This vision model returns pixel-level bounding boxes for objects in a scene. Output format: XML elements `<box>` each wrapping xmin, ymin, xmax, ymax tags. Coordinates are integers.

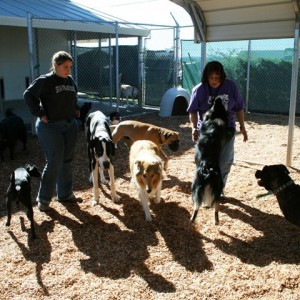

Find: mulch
<box><xmin>0</xmin><ymin>112</ymin><xmax>299</xmax><ymax>299</ymax></box>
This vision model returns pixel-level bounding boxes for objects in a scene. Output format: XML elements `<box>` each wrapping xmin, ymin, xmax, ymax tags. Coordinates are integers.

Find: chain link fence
<box><xmin>28</xmin><ymin>17</ymin><xmax>176</xmax><ymax>109</ymax></box>
<box><xmin>27</xmin><ymin>18</ymin><xmax>297</xmax><ymax>115</ymax></box>
<box><xmin>181</xmin><ymin>38</ymin><xmax>296</xmax><ymax>115</ymax></box>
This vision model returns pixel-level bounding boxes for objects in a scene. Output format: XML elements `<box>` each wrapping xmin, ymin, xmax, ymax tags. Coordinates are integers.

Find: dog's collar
<box><xmin>274</xmin><ymin>180</ymin><xmax>294</xmax><ymax>195</ymax></box>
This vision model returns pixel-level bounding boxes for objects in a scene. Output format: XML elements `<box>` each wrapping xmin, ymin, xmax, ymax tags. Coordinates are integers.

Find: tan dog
<box><xmin>130</xmin><ymin>140</ymin><xmax>163</xmax><ymax>221</ymax></box>
<box><xmin>112</xmin><ymin>120</ymin><xmax>180</xmax><ymax>171</ymax></box>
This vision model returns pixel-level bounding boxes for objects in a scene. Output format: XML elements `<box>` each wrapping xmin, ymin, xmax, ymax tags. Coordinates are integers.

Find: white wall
<box><xmin>0</xmin><ymin>26</ymin><xmax>71</xmax><ymax>101</ymax></box>
<box><xmin>0</xmin><ymin>26</ymin><xmax>29</xmax><ymax>100</ymax></box>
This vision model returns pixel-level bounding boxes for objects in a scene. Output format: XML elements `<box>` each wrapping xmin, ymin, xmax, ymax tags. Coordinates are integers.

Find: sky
<box><xmin>71</xmin><ymin>0</ymin><xmax>293</xmax><ymax>51</ymax></box>
<box><xmin>72</xmin><ymin>0</ymin><xmax>193</xmax><ymax>26</ymax></box>
<box><xmin>71</xmin><ymin>0</ymin><xmax>194</xmax><ymax>50</ymax></box>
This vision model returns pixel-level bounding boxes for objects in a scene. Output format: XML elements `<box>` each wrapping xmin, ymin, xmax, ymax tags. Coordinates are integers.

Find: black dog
<box><xmin>108</xmin><ymin>111</ymin><xmax>122</xmax><ymax>149</ymax></box>
<box><xmin>109</xmin><ymin>111</ymin><xmax>121</xmax><ymax>126</ymax></box>
<box><xmin>86</xmin><ymin>110</ymin><xmax>120</xmax><ymax>206</ymax></box>
<box><xmin>190</xmin><ymin>97</ymin><xmax>229</xmax><ymax>224</ymax></box>
<box><xmin>6</xmin><ymin>164</ymin><xmax>41</xmax><ymax>239</ymax></box>
<box><xmin>0</xmin><ymin>108</ymin><xmax>27</xmax><ymax>161</ymax></box>
<box><xmin>76</xmin><ymin>101</ymin><xmax>92</xmax><ymax>130</ymax></box>
<box><xmin>255</xmin><ymin>164</ymin><xmax>300</xmax><ymax>226</ymax></box>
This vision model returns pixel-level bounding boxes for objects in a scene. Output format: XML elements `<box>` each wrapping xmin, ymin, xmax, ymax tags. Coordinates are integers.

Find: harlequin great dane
<box><xmin>86</xmin><ymin>111</ymin><xmax>120</xmax><ymax>206</ymax></box>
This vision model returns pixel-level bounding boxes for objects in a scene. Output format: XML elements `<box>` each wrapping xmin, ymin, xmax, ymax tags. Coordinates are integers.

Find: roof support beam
<box><xmin>170</xmin><ymin>0</ymin><xmax>206</xmax><ymax>42</ymax></box>
<box><xmin>286</xmin><ymin>0</ymin><xmax>300</xmax><ymax>166</ymax></box>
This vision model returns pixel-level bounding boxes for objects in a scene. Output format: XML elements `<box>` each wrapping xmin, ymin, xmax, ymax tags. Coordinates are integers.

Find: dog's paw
<box><xmin>100</xmin><ymin>179</ymin><xmax>109</xmax><ymax>185</ymax></box>
<box><xmin>154</xmin><ymin>197</ymin><xmax>161</xmax><ymax>204</ymax></box>
<box><xmin>145</xmin><ymin>214</ymin><xmax>153</xmax><ymax>222</ymax></box>
<box><xmin>111</xmin><ymin>193</ymin><xmax>120</xmax><ymax>203</ymax></box>
<box><xmin>92</xmin><ymin>199</ymin><xmax>99</xmax><ymax>206</ymax></box>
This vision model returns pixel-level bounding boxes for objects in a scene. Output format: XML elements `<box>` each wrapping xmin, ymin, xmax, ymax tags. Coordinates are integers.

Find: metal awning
<box><xmin>0</xmin><ymin>0</ymin><xmax>150</xmax><ymax>37</ymax></box>
<box><xmin>170</xmin><ymin>0</ymin><xmax>299</xmax><ymax>42</ymax></box>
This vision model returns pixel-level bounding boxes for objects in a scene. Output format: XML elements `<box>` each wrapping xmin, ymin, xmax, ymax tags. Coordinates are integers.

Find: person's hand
<box><xmin>240</xmin><ymin>126</ymin><xmax>248</xmax><ymax>142</ymax></box>
<box><xmin>41</xmin><ymin>115</ymin><xmax>48</xmax><ymax>123</ymax></box>
<box><xmin>192</xmin><ymin>128</ymin><xmax>198</xmax><ymax>143</ymax></box>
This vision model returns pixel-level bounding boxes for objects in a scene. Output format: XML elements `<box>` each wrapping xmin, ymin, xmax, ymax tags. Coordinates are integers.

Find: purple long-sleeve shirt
<box><xmin>187</xmin><ymin>79</ymin><xmax>244</xmax><ymax>129</ymax></box>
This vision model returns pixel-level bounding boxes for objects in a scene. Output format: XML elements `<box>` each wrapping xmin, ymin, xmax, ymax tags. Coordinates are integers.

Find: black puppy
<box><xmin>6</xmin><ymin>164</ymin><xmax>41</xmax><ymax>239</ymax></box>
<box><xmin>255</xmin><ymin>164</ymin><xmax>300</xmax><ymax>226</ymax></box>
<box><xmin>0</xmin><ymin>108</ymin><xmax>27</xmax><ymax>161</ymax></box>
<box><xmin>190</xmin><ymin>97</ymin><xmax>228</xmax><ymax>225</ymax></box>
<box><xmin>76</xmin><ymin>101</ymin><xmax>92</xmax><ymax>130</ymax></box>
<box><xmin>108</xmin><ymin>111</ymin><xmax>122</xmax><ymax>149</ymax></box>
<box><xmin>109</xmin><ymin>111</ymin><xmax>122</xmax><ymax>126</ymax></box>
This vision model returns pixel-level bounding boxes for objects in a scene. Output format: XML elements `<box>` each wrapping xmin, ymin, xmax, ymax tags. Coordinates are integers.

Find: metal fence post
<box><xmin>26</xmin><ymin>13</ymin><xmax>35</xmax><ymax>83</ymax></box>
<box><xmin>286</xmin><ymin>17</ymin><xmax>299</xmax><ymax>166</ymax></box>
<box><xmin>26</xmin><ymin>13</ymin><xmax>37</xmax><ymax>135</ymax></box>
<box><xmin>245</xmin><ymin>40</ymin><xmax>251</xmax><ymax>113</ymax></box>
<box><xmin>115</xmin><ymin>22</ymin><xmax>120</xmax><ymax>111</ymax></box>
<box><xmin>138</xmin><ymin>36</ymin><xmax>144</xmax><ymax>106</ymax></box>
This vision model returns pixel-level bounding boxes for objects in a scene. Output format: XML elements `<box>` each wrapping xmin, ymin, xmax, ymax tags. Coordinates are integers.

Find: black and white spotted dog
<box><xmin>190</xmin><ymin>97</ymin><xmax>229</xmax><ymax>225</ymax></box>
<box><xmin>86</xmin><ymin>111</ymin><xmax>120</xmax><ymax>206</ymax></box>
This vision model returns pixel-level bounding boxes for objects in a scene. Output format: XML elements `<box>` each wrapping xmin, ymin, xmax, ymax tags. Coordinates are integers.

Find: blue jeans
<box><xmin>36</xmin><ymin>118</ymin><xmax>78</xmax><ymax>205</ymax></box>
<box><xmin>219</xmin><ymin>133</ymin><xmax>235</xmax><ymax>187</ymax></box>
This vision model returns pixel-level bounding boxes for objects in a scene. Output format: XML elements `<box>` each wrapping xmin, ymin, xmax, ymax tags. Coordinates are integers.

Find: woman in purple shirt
<box><xmin>187</xmin><ymin>61</ymin><xmax>248</xmax><ymax>187</ymax></box>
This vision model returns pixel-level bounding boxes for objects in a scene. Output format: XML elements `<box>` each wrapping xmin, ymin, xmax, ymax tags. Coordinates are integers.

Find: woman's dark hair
<box><xmin>50</xmin><ymin>51</ymin><xmax>73</xmax><ymax>71</ymax></box>
<box><xmin>201</xmin><ymin>61</ymin><xmax>226</xmax><ymax>84</ymax></box>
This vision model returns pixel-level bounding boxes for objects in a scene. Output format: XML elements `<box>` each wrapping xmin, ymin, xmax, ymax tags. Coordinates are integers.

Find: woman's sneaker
<box><xmin>38</xmin><ymin>202</ymin><xmax>50</xmax><ymax>212</ymax></box>
<box><xmin>58</xmin><ymin>194</ymin><xmax>83</xmax><ymax>203</ymax></box>
<box><xmin>36</xmin><ymin>197</ymin><xmax>50</xmax><ymax>212</ymax></box>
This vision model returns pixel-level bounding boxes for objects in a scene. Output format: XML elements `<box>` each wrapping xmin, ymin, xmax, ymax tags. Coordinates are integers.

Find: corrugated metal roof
<box><xmin>170</xmin><ymin>0</ymin><xmax>299</xmax><ymax>42</ymax></box>
<box><xmin>0</xmin><ymin>0</ymin><xmax>150</xmax><ymax>37</ymax></box>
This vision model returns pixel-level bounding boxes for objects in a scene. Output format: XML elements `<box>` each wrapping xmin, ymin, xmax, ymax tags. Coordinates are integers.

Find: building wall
<box><xmin>0</xmin><ymin>26</ymin><xmax>70</xmax><ymax>101</ymax></box>
<box><xmin>0</xmin><ymin>26</ymin><xmax>28</xmax><ymax>100</ymax></box>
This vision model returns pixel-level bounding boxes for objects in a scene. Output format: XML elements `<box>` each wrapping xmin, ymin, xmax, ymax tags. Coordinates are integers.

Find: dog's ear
<box><xmin>164</xmin><ymin>132</ymin><xmax>172</xmax><ymax>140</ymax></box>
<box><xmin>134</xmin><ymin>160</ymin><xmax>143</xmax><ymax>175</ymax></box>
<box><xmin>153</xmin><ymin>161</ymin><xmax>163</xmax><ymax>173</ymax></box>
<box><xmin>27</xmin><ymin>165</ymin><xmax>34</xmax><ymax>173</ymax></box>
<box><xmin>255</xmin><ymin>170</ymin><xmax>262</xmax><ymax>178</ymax></box>
<box><xmin>109</xmin><ymin>141</ymin><xmax>115</xmax><ymax>156</ymax></box>
<box><xmin>279</xmin><ymin>164</ymin><xmax>290</xmax><ymax>174</ymax></box>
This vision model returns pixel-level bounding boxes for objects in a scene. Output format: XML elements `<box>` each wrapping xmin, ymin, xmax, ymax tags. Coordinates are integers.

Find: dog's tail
<box><xmin>190</xmin><ymin>201</ymin><xmax>200</xmax><ymax>223</ymax></box>
<box><xmin>190</xmin><ymin>168</ymin><xmax>223</xmax><ymax>222</ymax></box>
<box><xmin>9</xmin><ymin>171</ymin><xmax>20</xmax><ymax>192</ymax></box>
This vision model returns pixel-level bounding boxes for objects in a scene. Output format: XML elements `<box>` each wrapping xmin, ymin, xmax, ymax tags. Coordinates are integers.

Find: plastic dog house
<box><xmin>159</xmin><ymin>87</ymin><xmax>190</xmax><ymax>117</ymax></box>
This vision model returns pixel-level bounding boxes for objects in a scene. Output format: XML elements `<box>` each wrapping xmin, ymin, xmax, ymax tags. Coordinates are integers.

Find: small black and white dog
<box><xmin>6</xmin><ymin>164</ymin><xmax>41</xmax><ymax>239</ymax></box>
<box><xmin>0</xmin><ymin>108</ymin><xmax>27</xmax><ymax>161</ymax></box>
<box><xmin>255</xmin><ymin>164</ymin><xmax>300</xmax><ymax>226</ymax></box>
<box><xmin>190</xmin><ymin>97</ymin><xmax>228</xmax><ymax>225</ymax></box>
<box><xmin>76</xmin><ymin>101</ymin><xmax>92</xmax><ymax>130</ymax></box>
<box><xmin>86</xmin><ymin>110</ymin><xmax>120</xmax><ymax>205</ymax></box>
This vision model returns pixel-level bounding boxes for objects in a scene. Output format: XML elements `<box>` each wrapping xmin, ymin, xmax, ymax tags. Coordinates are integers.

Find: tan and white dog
<box><xmin>112</xmin><ymin>120</ymin><xmax>180</xmax><ymax>171</ymax></box>
<box><xmin>130</xmin><ymin>140</ymin><xmax>163</xmax><ymax>221</ymax></box>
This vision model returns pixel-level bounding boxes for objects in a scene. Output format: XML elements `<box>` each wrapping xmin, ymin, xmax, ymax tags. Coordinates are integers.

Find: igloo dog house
<box><xmin>159</xmin><ymin>87</ymin><xmax>190</xmax><ymax>117</ymax></box>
